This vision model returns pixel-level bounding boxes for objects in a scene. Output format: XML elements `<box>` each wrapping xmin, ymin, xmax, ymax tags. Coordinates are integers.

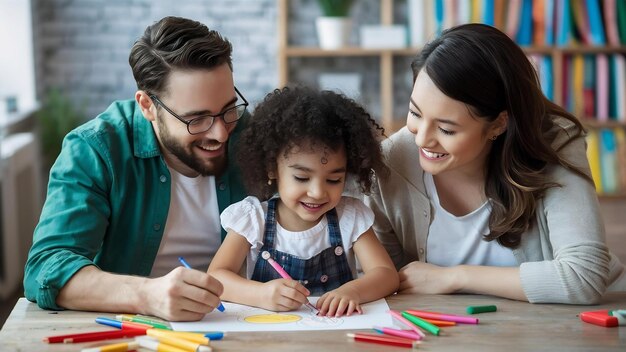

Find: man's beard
<box><xmin>157</xmin><ymin>118</ymin><xmax>228</xmax><ymax>176</ymax></box>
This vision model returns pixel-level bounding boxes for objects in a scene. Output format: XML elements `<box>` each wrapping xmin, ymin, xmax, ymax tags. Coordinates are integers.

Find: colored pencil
<box><xmin>405</xmin><ymin>309</ymin><xmax>479</xmax><ymax>324</ymax></box>
<box><xmin>421</xmin><ymin>317</ymin><xmax>457</xmax><ymax>326</ymax></box>
<box><xmin>347</xmin><ymin>332</ymin><xmax>419</xmax><ymax>349</ymax></box>
<box><xmin>178</xmin><ymin>256</ymin><xmax>225</xmax><ymax>312</ymax></box>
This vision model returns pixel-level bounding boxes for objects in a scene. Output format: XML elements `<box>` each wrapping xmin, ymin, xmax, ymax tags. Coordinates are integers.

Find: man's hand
<box><xmin>141</xmin><ymin>266</ymin><xmax>224</xmax><ymax>321</ymax></box>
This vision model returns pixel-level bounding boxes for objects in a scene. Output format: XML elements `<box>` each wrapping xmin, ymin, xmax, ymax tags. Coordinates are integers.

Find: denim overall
<box><xmin>251</xmin><ymin>198</ymin><xmax>354</xmax><ymax>295</ymax></box>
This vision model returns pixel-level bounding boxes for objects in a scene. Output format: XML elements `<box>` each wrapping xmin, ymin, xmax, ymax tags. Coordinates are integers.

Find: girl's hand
<box><xmin>260</xmin><ymin>279</ymin><xmax>310</xmax><ymax>311</ymax></box>
<box><xmin>398</xmin><ymin>261</ymin><xmax>459</xmax><ymax>294</ymax></box>
<box><xmin>316</xmin><ymin>286</ymin><xmax>363</xmax><ymax>317</ymax></box>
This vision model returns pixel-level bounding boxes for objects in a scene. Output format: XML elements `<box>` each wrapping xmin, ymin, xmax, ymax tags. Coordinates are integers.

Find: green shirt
<box><xmin>23</xmin><ymin>100</ymin><xmax>247</xmax><ymax>310</ymax></box>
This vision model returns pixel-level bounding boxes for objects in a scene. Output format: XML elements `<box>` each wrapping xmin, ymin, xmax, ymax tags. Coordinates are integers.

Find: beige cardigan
<box><xmin>365</xmin><ymin>121</ymin><xmax>624</xmax><ymax>304</ymax></box>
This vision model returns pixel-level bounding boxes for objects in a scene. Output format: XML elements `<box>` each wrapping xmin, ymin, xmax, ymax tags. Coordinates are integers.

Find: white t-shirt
<box><xmin>424</xmin><ymin>173</ymin><xmax>517</xmax><ymax>267</ymax></box>
<box><xmin>149</xmin><ymin>167</ymin><xmax>222</xmax><ymax>277</ymax></box>
<box><xmin>220</xmin><ymin>196</ymin><xmax>374</xmax><ymax>278</ymax></box>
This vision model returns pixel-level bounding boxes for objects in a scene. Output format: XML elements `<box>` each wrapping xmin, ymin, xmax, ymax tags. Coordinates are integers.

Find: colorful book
<box><xmin>582</xmin><ymin>55</ymin><xmax>596</xmax><ymax>118</ymax></box>
<box><xmin>571</xmin><ymin>0</ymin><xmax>592</xmax><ymax>44</ymax></box>
<box><xmin>586</xmin><ymin>129</ymin><xmax>603</xmax><ymax>193</ymax></box>
<box><xmin>618</xmin><ymin>0</ymin><xmax>626</xmax><ymax>44</ymax></box>
<box><xmin>556</xmin><ymin>0</ymin><xmax>574</xmax><ymax>46</ymax></box>
<box><xmin>572</xmin><ymin>55</ymin><xmax>585</xmax><ymax>117</ymax></box>
<box><xmin>603</xmin><ymin>0</ymin><xmax>621</xmax><ymax>46</ymax></box>
<box><xmin>614</xmin><ymin>54</ymin><xmax>626</xmax><ymax>122</ymax></box>
<box><xmin>505</xmin><ymin>0</ymin><xmax>521</xmax><ymax>40</ymax></box>
<box><xmin>516</xmin><ymin>0</ymin><xmax>533</xmax><ymax>46</ymax></box>
<box><xmin>596</xmin><ymin>54</ymin><xmax>609</xmax><ymax>121</ymax></box>
<box><xmin>614</xmin><ymin>128</ymin><xmax>626</xmax><ymax>191</ymax></box>
<box><xmin>599</xmin><ymin>129</ymin><xmax>619</xmax><ymax>193</ymax></box>
<box><xmin>408</xmin><ymin>0</ymin><xmax>427</xmax><ymax>47</ymax></box>
<box><xmin>483</xmin><ymin>0</ymin><xmax>495</xmax><ymax>26</ymax></box>
<box><xmin>585</xmin><ymin>0</ymin><xmax>607</xmax><ymax>45</ymax></box>
<box><xmin>544</xmin><ymin>0</ymin><xmax>556</xmax><ymax>45</ymax></box>
<box><xmin>608</xmin><ymin>55</ymin><xmax>618</xmax><ymax>119</ymax></box>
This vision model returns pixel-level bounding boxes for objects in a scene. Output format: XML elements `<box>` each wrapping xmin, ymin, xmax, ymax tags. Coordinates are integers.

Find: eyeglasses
<box><xmin>150</xmin><ymin>87</ymin><xmax>248</xmax><ymax>135</ymax></box>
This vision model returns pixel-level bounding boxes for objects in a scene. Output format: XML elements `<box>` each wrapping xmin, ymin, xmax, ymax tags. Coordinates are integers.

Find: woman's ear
<box><xmin>490</xmin><ymin>110</ymin><xmax>508</xmax><ymax>138</ymax></box>
<box><xmin>136</xmin><ymin>91</ymin><xmax>157</xmax><ymax>122</ymax></box>
<box><xmin>495</xmin><ymin>110</ymin><xmax>508</xmax><ymax>135</ymax></box>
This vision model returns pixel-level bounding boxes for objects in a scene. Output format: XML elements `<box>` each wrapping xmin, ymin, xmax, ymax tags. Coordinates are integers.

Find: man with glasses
<box><xmin>24</xmin><ymin>17</ymin><xmax>248</xmax><ymax>321</ymax></box>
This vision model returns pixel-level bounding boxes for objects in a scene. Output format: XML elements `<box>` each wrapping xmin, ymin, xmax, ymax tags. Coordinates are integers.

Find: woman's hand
<box><xmin>398</xmin><ymin>261</ymin><xmax>459</xmax><ymax>294</ymax></box>
<box><xmin>316</xmin><ymin>286</ymin><xmax>363</xmax><ymax>317</ymax></box>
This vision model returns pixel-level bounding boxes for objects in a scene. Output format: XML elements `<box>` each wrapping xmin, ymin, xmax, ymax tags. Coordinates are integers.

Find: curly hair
<box><xmin>129</xmin><ymin>16</ymin><xmax>232</xmax><ymax>96</ymax></box>
<box><xmin>237</xmin><ymin>86</ymin><xmax>387</xmax><ymax>200</ymax></box>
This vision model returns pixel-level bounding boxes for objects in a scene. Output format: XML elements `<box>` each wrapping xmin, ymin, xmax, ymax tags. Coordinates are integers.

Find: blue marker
<box><xmin>203</xmin><ymin>331</ymin><xmax>225</xmax><ymax>340</ymax></box>
<box><xmin>178</xmin><ymin>256</ymin><xmax>225</xmax><ymax>312</ymax></box>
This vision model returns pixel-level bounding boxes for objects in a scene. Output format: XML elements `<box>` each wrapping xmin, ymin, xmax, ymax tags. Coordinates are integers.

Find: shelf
<box><xmin>284</xmin><ymin>46</ymin><xmax>417</xmax><ymax>57</ymax></box>
<box><xmin>582</xmin><ymin>120</ymin><xmax>626</xmax><ymax>129</ymax></box>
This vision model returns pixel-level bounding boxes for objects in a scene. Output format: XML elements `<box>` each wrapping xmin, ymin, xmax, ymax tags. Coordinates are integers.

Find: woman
<box><xmin>365</xmin><ymin>23</ymin><xmax>625</xmax><ymax>304</ymax></box>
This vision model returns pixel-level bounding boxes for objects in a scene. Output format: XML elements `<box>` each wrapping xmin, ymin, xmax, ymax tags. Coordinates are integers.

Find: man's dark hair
<box><xmin>129</xmin><ymin>16</ymin><xmax>232</xmax><ymax>95</ymax></box>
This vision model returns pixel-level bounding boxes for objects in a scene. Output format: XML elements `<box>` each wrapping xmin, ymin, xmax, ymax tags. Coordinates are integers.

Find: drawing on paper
<box><xmin>243</xmin><ymin>314</ymin><xmax>302</xmax><ymax>324</ymax></box>
<box><xmin>170</xmin><ymin>297</ymin><xmax>391</xmax><ymax>332</ymax></box>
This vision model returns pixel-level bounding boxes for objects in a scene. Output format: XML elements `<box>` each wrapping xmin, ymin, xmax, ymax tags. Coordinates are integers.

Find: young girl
<box><xmin>208</xmin><ymin>87</ymin><xmax>399</xmax><ymax>317</ymax></box>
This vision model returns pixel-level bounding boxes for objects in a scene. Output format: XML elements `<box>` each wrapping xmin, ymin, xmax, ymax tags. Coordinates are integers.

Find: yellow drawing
<box><xmin>244</xmin><ymin>314</ymin><xmax>302</xmax><ymax>324</ymax></box>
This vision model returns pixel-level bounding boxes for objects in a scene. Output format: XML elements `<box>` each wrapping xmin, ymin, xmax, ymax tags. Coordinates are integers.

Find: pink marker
<box><xmin>261</xmin><ymin>251</ymin><xmax>318</xmax><ymax>313</ymax></box>
<box><xmin>373</xmin><ymin>326</ymin><xmax>422</xmax><ymax>341</ymax></box>
<box><xmin>388</xmin><ymin>310</ymin><xmax>426</xmax><ymax>338</ymax></box>
<box><xmin>405</xmin><ymin>309</ymin><xmax>479</xmax><ymax>324</ymax></box>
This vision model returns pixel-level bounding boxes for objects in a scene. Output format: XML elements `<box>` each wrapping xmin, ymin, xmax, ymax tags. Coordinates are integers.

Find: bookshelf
<box><xmin>277</xmin><ymin>0</ymin><xmax>626</xmax><ymax>197</ymax></box>
<box><xmin>278</xmin><ymin>0</ymin><xmax>407</xmax><ymax>133</ymax></box>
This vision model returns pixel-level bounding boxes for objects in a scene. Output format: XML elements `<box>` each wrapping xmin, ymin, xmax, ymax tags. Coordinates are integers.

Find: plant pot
<box><xmin>315</xmin><ymin>16</ymin><xmax>351</xmax><ymax>49</ymax></box>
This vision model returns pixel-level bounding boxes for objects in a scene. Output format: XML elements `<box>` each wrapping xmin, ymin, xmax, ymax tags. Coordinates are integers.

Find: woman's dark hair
<box><xmin>129</xmin><ymin>16</ymin><xmax>232</xmax><ymax>95</ymax></box>
<box><xmin>237</xmin><ymin>86</ymin><xmax>387</xmax><ymax>200</ymax></box>
<box><xmin>411</xmin><ymin>23</ymin><xmax>592</xmax><ymax>248</ymax></box>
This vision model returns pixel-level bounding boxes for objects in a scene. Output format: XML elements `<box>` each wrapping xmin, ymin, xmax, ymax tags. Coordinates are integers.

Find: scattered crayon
<box><xmin>466</xmin><ymin>305</ymin><xmax>497</xmax><ymax>314</ymax></box>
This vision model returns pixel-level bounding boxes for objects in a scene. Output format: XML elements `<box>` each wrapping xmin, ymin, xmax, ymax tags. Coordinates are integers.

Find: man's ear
<box><xmin>136</xmin><ymin>91</ymin><xmax>157</xmax><ymax>122</ymax></box>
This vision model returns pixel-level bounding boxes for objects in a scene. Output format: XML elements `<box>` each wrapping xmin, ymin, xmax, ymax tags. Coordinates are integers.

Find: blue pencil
<box><xmin>178</xmin><ymin>256</ymin><xmax>225</xmax><ymax>312</ymax></box>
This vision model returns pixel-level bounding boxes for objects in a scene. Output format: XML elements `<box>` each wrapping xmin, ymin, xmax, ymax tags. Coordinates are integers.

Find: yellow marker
<box><xmin>147</xmin><ymin>329</ymin><xmax>211</xmax><ymax>352</ymax></box>
<box><xmin>136</xmin><ymin>336</ymin><xmax>188</xmax><ymax>352</ymax></box>
<box><xmin>81</xmin><ymin>341</ymin><xmax>139</xmax><ymax>352</ymax></box>
<box><xmin>154</xmin><ymin>331</ymin><xmax>210</xmax><ymax>345</ymax></box>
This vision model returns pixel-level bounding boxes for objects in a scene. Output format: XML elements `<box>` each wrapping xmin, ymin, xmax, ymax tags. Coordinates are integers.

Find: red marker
<box><xmin>579</xmin><ymin>310</ymin><xmax>619</xmax><ymax>327</ymax></box>
<box><xmin>347</xmin><ymin>332</ymin><xmax>419</xmax><ymax>349</ymax></box>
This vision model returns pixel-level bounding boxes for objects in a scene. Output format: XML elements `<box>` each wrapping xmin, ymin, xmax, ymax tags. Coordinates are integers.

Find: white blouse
<box><xmin>220</xmin><ymin>196</ymin><xmax>374</xmax><ymax>278</ymax></box>
<box><xmin>424</xmin><ymin>173</ymin><xmax>517</xmax><ymax>267</ymax></box>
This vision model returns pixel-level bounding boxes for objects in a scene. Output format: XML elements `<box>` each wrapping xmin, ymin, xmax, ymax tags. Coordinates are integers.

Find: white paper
<box><xmin>170</xmin><ymin>297</ymin><xmax>391</xmax><ymax>332</ymax></box>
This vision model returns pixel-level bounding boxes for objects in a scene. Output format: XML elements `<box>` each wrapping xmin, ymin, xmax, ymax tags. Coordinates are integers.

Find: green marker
<box><xmin>401</xmin><ymin>311</ymin><xmax>440</xmax><ymax>335</ymax></box>
<box><xmin>116</xmin><ymin>314</ymin><xmax>172</xmax><ymax>330</ymax></box>
<box><xmin>466</xmin><ymin>305</ymin><xmax>497</xmax><ymax>314</ymax></box>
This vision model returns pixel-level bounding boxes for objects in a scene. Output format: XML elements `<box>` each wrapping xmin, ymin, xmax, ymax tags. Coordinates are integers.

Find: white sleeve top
<box><xmin>221</xmin><ymin>196</ymin><xmax>374</xmax><ymax>278</ymax></box>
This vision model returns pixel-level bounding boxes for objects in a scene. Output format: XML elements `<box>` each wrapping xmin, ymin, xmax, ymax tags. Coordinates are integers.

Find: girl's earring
<box><xmin>491</xmin><ymin>135</ymin><xmax>498</xmax><ymax>141</ymax></box>
<box><xmin>267</xmin><ymin>179</ymin><xmax>273</xmax><ymax>186</ymax></box>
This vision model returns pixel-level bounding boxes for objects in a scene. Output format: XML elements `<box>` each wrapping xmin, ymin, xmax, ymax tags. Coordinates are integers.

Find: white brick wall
<box><xmin>32</xmin><ymin>0</ymin><xmax>413</xmax><ymax>122</ymax></box>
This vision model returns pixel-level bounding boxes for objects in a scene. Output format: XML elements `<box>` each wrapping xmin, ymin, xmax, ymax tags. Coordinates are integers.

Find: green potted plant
<box><xmin>316</xmin><ymin>0</ymin><xmax>355</xmax><ymax>49</ymax></box>
<box><xmin>36</xmin><ymin>88</ymin><xmax>84</xmax><ymax>170</ymax></box>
